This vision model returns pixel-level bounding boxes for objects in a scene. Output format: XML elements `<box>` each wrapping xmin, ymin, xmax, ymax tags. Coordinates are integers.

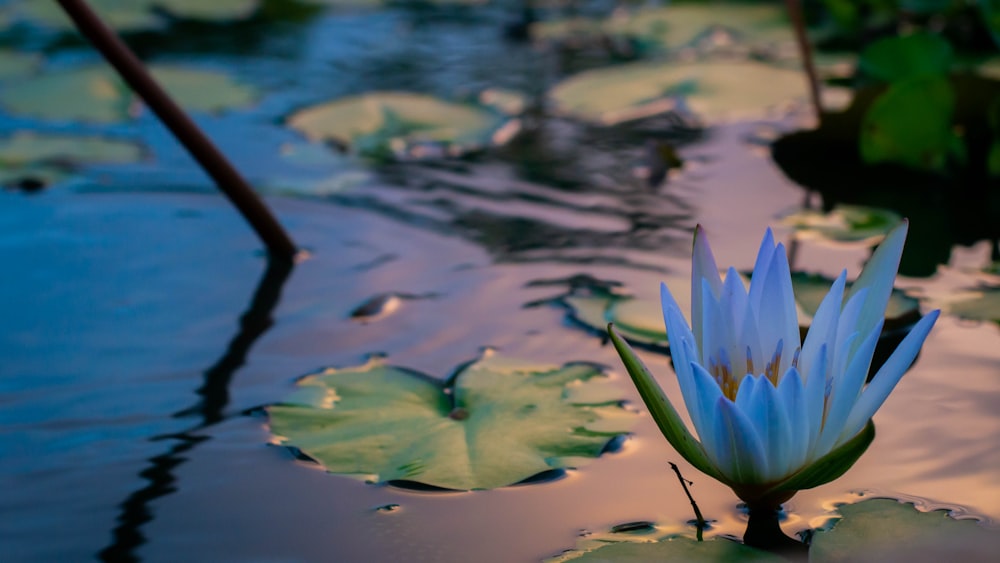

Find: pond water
<box><xmin>1</xmin><ymin>2</ymin><xmax>999</xmax><ymax>561</ymax></box>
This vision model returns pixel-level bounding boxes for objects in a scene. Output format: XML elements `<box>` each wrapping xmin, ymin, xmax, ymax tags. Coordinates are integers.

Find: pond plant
<box><xmin>609</xmin><ymin>222</ymin><xmax>939</xmax><ymax>551</ymax></box>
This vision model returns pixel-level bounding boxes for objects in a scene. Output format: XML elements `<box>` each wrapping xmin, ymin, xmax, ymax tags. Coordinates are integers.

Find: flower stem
<box><xmin>743</xmin><ymin>504</ymin><xmax>807</xmax><ymax>558</ymax></box>
<box><xmin>669</xmin><ymin>462</ymin><xmax>707</xmax><ymax>541</ymax></box>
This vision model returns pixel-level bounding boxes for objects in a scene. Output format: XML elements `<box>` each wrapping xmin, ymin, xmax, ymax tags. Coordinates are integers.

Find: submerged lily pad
<box><xmin>286</xmin><ymin>92</ymin><xmax>514</xmax><ymax>160</ymax></box>
<box><xmin>810</xmin><ymin>499</ymin><xmax>1000</xmax><ymax>561</ymax></box>
<box><xmin>5</xmin><ymin>0</ymin><xmax>260</xmax><ymax>32</ymax></box>
<box><xmin>267</xmin><ymin>354</ymin><xmax>635</xmax><ymax>490</ymax></box>
<box><xmin>0</xmin><ymin>132</ymin><xmax>144</xmax><ymax>189</ymax></box>
<box><xmin>0</xmin><ymin>65</ymin><xmax>257</xmax><ymax>123</ymax></box>
<box><xmin>781</xmin><ymin>205</ymin><xmax>903</xmax><ymax>244</ymax></box>
<box><xmin>0</xmin><ymin>50</ymin><xmax>39</xmax><ymax>79</ymax></box>
<box><xmin>548</xmin><ymin>60</ymin><xmax>807</xmax><ymax>126</ymax></box>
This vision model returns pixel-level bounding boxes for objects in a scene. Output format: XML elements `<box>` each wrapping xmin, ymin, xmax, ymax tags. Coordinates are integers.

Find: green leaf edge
<box><xmin>765</xmin><ymin>420</ymin><xmax>875</xmax><ymax>496</ymax></box>
<box><xmin>607</xmin><ymin>323</ymin><xmax>726</xmax><ymax>483</ymax></box>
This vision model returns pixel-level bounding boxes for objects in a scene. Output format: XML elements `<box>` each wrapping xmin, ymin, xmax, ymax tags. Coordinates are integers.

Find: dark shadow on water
<box><xmin>97</xmin><ymin>258</ymin><xmax>294</xmax><ymax>562</ymax></box>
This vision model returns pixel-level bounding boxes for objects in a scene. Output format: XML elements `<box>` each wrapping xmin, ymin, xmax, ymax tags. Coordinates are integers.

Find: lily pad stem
<box><xmin>668</xmin><ymin>462</ymin><xmax>707</xmax><ymax>541</ymax></box>
<box><xmin>56</xmin><ymin>0</ymin><xmax>298</xmax><ymax>261</ymax></box>
<box><xmin>784</xmin><ymin>0</ymin><xmax>823</xmax><ymax>122</ymax></box>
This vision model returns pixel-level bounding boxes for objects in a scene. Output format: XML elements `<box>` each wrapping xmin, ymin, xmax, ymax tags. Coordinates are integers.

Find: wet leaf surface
<box><xmin>0</xmin><ymin>132</ymin><xmax>144</xmax><ymax>189</ymax></box>
<box><xmin>3</xmin><ymin>0</ymin><xmax>261</xmax><ymax>31</ymax></box>
<box><xmin>548</xmin><ymin>60</ymin><xmax>807</xmax><ymax>126</ymax></box>
<box><xmin>809</xmin><ymin>498</ymin><xmax>1000</xmax><ymax>561</ymax></box>
<box><xmin>781</xmin><ymin>205</ymin><xmax>903</xmax><ymax>244</ymax></box>
<box><xmin>285</xmin><ymin>91</ymin><xmax>514</xmax><ymax>159</ymax></box>
<box><xmin>0</xmin><ymin>65</ymin><xmax>257</xmax><ymax>123</ymax></box>
<box><xmin>267</xmin><ymin>354</ymin><xmax>635</xmax><ymax>490</ymax></box>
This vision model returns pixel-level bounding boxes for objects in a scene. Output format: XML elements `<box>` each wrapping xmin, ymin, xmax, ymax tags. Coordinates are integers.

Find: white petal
<box><xmin>816</xmin><ymin>320</ymin><xmax>882</xmax><ymax>455</ymax></box>
<box><xmin>840</xmin><ymin>310</ymin><xmax>940</xmax><ymax>441</ymax></box>
<box><xmin>735</xmin><ymin>373</ymin><xmax>757</xmax><ymax>412</ymax></box>
<box><xmin>748</xmin><ymin>227</ymin><xmax>777</xmax><ymax>314</ymax></box>
<box><xmin>799</xmin><ymin>270</ymin><xmax>846</xmax><ymax>380</ymax></box>
<box><xmin>757</xmin><ymin>243</ymin><xmax>801</xmax><ymax>373</ymax></box>
<box><xmin>700</xmin><ymin>277</ymin><xmax>725</xmax><ymax>367</ymax></box>
<box><xmin>847</xmin><ymin>221</ymin><xmax>907</xmax><ymax>344</ymax></box>
<box><xmin>714</xmin><ymin>397</ymin><xmax>769</xmax><ymax>483</ymax></box>
<box><xmin>804</xmin><ymin>343</ymin><xmax>828</xmax><ymax>458</ymax></box>
<box><xmin>692</xmin><ymin>225</ymin><xmax>723</xmax><ymax>352</ymax></box>
<box><xmin>689</xmin><ymin>362</ymin><xmax>725</xmax><ymax>449</ymax></box>
<box><xmin>753</xmin><ymin>377</ymin><xmax>793</xmax><ymax>480</ymax></box>
<box><xmin>834</xmin><ymin>287</ymin><xmax>868</xmax><ymax>376</ymax></box>
<box><xmin>778</xmin><ymin>367</ymin><xmax>809</xmax><ymax>473</ymax></box>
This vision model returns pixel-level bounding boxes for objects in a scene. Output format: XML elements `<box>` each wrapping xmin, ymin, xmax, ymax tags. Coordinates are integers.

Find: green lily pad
<box><xmin>557</xmin><ymin>536</ymin><xmax>784</xmax><ymax>562</ymax></box>
<box><xmin>0</xmin><ymin>50</ymin><xmax>39</xmax><ymax>80</ymax></box>
<box><xmin>285</xmin><ymin>92</ymin><xmax>514</xmax><ymax>160</ymax></box>
<box><xmin>266</xmin><ymin>354</ymin><xmax>635</xmax><ymax>490</ymax></box>
<box><xmin>944</xmin><ymin>286</ymin><xmax>1000</xmax><ymax>323</ymax></box>
<box><xmin>532</xmin><ymin>3</ymin><xmax>792</xmax><ymax>54</ymax></box>
<box><xmin>781</xmin><ymin>205</ymin><xmax>904</xmax><ymax>244</ymax></box>
<box><xmin>0</xmin><ymin>131</ymin><xmax>144</xmax><ymax>189</ymax></box>
<box><xmin>6</xmin><ymin>0</ymin><xmax>260</xmax><ymax>32</ymax></box>
<box><xmin>860</xmin><ymin>76</ymin><xmax>964</xmax><ymax>173</ymax></box>
<box><xmin>0</xmin><ymin>64</ymin><xmax>257</xmax><ymax>123</ymax></box>
<box><xmin>810</xmin><ymin>499</ymin><xmax>1000</xmax><ymax>561</ymax></box>
<box><xmin>548</xmin><ymin>60</ymin><xmax>807</xmax><ymax>126</ymax></box>
<box><xmin>859</xmin><ymin>33</ymin><xmax>953</xmax><ymax>83</ymax></box>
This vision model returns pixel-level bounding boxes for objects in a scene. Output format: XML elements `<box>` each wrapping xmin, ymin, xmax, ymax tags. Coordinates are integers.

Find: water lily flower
<box><xmin>609</xmin><ymin>222</ymin><xmax>939</xmax><ymax>508</ymax></box>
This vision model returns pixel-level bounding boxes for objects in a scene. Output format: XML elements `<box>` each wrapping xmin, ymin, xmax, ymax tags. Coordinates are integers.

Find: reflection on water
<box><xmin>1</xmin><ymin>2</ymin><xmax>999</xmax><ymax>562</ymax></box>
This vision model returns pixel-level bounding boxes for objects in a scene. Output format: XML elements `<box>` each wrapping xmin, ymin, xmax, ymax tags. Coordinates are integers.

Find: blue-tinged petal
<box><xmin>714</xmin><ymin>397</ymin><xmax>769</xmax><ymax>483</ymax></box>
<box><xmin>663</xmin><ymin>304</ymin><xmax>701</xmax><ymax>434</ymax></box>
<box><xmin>690</xmin><ymin>363</ymin><xmax>725</xmax><ymax>454</ymax></box>
<box><xmin>755</xmin><ymin>378</ymin><xmax>793</xmax><ymax>481</ymax></box>
<box><xmin>778</xmin><ymin>367</ymin><xmax>809</xmax><ymax>473</ymax></box>
<box><xmin>748</xmin><ymin>227</ymin><xmax>777</xmax><ymax>314</ymax></box>
<box><xmin>833</xmin><ymin>287</ymin><xmax>868</xmax><ymax>375</ymax></box>
<box><xmin>722</xmin><ymin>267</ymin><xmax>752</xmax><ymax>372</ymax></box>
<box><xmin>799</xmin><ymin>270</ymin><xmax>846</xmax><ymax>379</ymax></box>
<box><xmin>840</xmin><ymin>310</ymin><xmax>940</xmax><ymax>441</ymax></box>
<box><xmin>735</xmin><ymin>373</ymin><xmax>757</xmax><ymax>412</ymax></box>
<box><xmin>847</xmin><ymin>221</ymin><xmax>908</xmax><ymax>344</ymax></box>
<box><xmin>816</xmin><ymin>320</ymin><xmax>882</xmax><ymax>455</ymax></box>
<box><xmin>700</xmin><ymin>277</ymin><xmax>725</xmax><ymax>367</ymax></box>
<box><xmin>805</xmin><ymin>343</ymin><xmax>828</xmax><ymax>457</ymax></box>
<box><xmin>692</xmin><ymin>226</ymin><xmax>723</xmax><ymax>352</ymax></box>
<box><xmin>757</xmin><ymin>243</ymin><xmax>801</xmax><ymax>372</ymax></box>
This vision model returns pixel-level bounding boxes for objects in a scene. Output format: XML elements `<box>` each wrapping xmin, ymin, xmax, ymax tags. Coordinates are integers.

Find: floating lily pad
<box><xmin>0</xmin><ymin>50</ymin><xmax>39</xmax><ymax>79</ymax></box>
<box><xmin>0</xmin><ymin>131</ymin><xmax>144</xmax><ymax>189</ymax></box>
<box><xmin>943</xmin><ymin>286</ymin><xmax>1000</xmax><ymax>323</ymax></box>
<box><xmin>557</xmin><ymin>536</ymin><xmax>783</xmax><ymax>562</ymax></box>
<box><xmin>0</xmin><ymin>65</ymin><xmax>257</xmax><ymax>123</ymax></box>
<box><xmin>548</xmin><ymin>61</ymin><xmax>807</xmax><ymax>126</ymax></box>
<box><xmin>286</xmin><ymin>92</ymin><xmax>514</xmax><ymax>160</ymax></box>
<box><xmin>810</xmin><ymin>499</ymin><xmax>1000</xmax><ymax>561</ymax></box>
<box><xmin>5</xmin><ymin>0</ymin><xmax>260</xmax><ymax>32</ymax></box>
<box><xmin>532</xmin><ymin>4</ymin><xmax>792</xmax><ymax>54</ymax></box>
<box><xmin>267</xmin><ymin>354</ymin><xmax>635</xmax><ymax>490</ymax></box>
<box><xmin>781</xmin><ymin>205</ymin><xmax>903</xmax><ymax>244</ymax></box>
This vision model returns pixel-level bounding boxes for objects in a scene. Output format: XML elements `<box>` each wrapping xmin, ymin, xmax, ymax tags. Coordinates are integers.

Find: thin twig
<box><xmin>56</xmin><ymin>0</ymin><xmax>298</xmax><ymax>261</ymax></box>
<box><xmin>785</xmin><ymin>0</ymin><xmax>823</xmax><ymax>123</ymax></box>
<box><xmin>669</xmin><ymin>462</ymin><xmax>707</xmax><ymax>541</ymax></box>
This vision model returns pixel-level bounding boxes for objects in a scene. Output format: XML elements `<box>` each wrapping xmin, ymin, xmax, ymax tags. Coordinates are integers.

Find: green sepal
<box><xmin>765</xmin><ymin>420</ymin><xmax>875</xmax><ymax>496</ymax></box>
<box><xmin>607</xmin><ymin>323</ymin><xmax>726</xmax><ymax>483</ymax></box>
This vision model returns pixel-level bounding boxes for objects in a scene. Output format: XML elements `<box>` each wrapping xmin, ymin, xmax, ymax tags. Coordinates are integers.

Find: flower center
<box><xmin>708</xmin><ymin>340</ymin><xmax>799</xmax><ymax>400</ymax></box>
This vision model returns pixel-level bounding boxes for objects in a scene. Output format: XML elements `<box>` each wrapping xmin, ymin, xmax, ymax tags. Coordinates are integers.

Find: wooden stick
<box><xmin>785</xmin><ymin>0</ymin><xmax>823</xmax><ymax>122</ymax></box>
<box><xmin>56</xmin><ymin>0</ymin><xmax>298</xmax><ymax>261</ymax></box>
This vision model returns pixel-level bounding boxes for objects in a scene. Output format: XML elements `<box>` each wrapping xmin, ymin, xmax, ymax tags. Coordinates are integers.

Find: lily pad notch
<box><xmin>55</xmin><ymin>0</ymin><xmax>296</xmax><ymax>260</ymax></box>
<box><xmin>266</xmin><ymin>354</ymin><xmax>637</xmax><ymax>491</ymax></box>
